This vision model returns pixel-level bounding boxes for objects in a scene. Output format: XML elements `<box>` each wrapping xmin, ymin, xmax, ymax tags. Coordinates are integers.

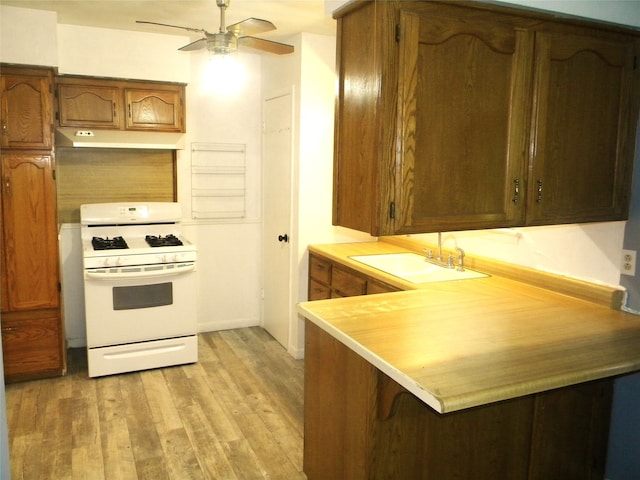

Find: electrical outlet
<box><xmin>622</xmin><ymin>249</ymin><xmax>636</xmax><ymax>276</ymax></box>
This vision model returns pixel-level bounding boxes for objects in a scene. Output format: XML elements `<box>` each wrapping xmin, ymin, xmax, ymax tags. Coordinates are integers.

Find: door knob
<box><xmin>278</xmin><ymin>234</ymin><xmax>289</xmax><ymax>243</ymax></box>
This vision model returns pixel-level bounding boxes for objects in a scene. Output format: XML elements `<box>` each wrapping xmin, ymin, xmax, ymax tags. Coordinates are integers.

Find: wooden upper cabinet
<box><xmin>0</xmin><ymin>67</ymin><xmax>53</xmax><ymax>150</ymax></box>
<box><xmin>125</xmin><ymin>88</ymin><xmax>184</xmax><ymax>132</ymax></box>
<box><xmin>527</xmin><ymin>31</ymin><xmax>639</xmax><ymax>225</ymax></box>
<box><xmin>56</xmin><ymin>76</ymin><xmax>186</xmax><ymax>132</ymax></box>
<box><xmin>394</xmin><ymin>8</ymin><xmax>532</xmax><ymax>233</ymax></box>
<box><xmin>58</xmin><ymin>83</ymin><xmax>123</xmax><ymax>129</ymax></box>
<box><xmin>1</xmin><ymin>153</ymin><xmax>60</xmax><ymax>312</ymax></box>
<box><xmin>332</xmin><ymin>1</ymin><xmax>640</xmax><ymax>236</ymax></box>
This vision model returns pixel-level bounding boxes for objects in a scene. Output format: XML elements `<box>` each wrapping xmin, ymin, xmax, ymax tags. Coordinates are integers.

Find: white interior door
<box><xmin>262</xmin><ymin>91</ymin><xmax>293</xmax><ymax>348</ymax></box>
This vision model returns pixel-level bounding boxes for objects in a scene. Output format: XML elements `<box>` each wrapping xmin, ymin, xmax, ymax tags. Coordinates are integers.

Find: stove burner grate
<box><xmin>145</xmin><ymin>234</ymin><xmax>184</xmax><ymax>247</ymax></box>
<box><xmin>92</xmin><ymin>236</ymin><xmax>129</xmax><ymax>250</ymax></box>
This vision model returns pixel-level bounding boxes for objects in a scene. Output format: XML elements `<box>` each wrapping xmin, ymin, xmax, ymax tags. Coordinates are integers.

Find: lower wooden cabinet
<box><xmin>1</xmin><ymin>310</ymin><xmax>64</xmax><ymax>382</ymax></box>
<box><xmin>308</xmin><ymin>253</ymin><xmax>400</xmax><ymax>300</ymax></box>
<box><xmin>1</xmin><ymin>152</ymin><xmax>65</xmax><ymax>382</ymax></box>
<box><xmin>305</xmin><ymin>321</ymin><xmax>613</xmax><ymax>480</ymax></box>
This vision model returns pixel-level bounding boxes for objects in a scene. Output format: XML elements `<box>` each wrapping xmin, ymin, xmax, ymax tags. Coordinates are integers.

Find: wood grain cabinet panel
<box><xmin>1</xmin><ymin>154</ymin><xmax>60</xmax><ymax>312</ymax></box>
<box><xmin>332</xmin><ymin>1</ymin><xmax>640</xmax><ymax>236</ymax></box>
<box><xmin>57</xmin><ymin>83</ymin><xmax>123</xmax><ymax>129</ymax></box>
<box><xmin>527</xmin><ymin>31</ymin><xmax>638</xmax><ymax>225</ymax></box>
<box><xmin>393</xmin><ymin>6</ymin><xmax>531</xmax><ymax>232</ymax></box>
<box><xmin>0</xmin><ymin>67</ymin><xmax>53</xmax><ymax>150</ymax></box>
<box><xmin>56</xmin><ymin>76</ymin><xmax>186</xmax><ymax>132</ymax></box>
<box><xmin>1</xmin><ymin>311</ymin><xmax>64</xmax><ymax>381</ymax></box>
<box><xmin>125</xmin><ymin>88</ymin><xmax>184</xmax><ymax>132</ymax></box>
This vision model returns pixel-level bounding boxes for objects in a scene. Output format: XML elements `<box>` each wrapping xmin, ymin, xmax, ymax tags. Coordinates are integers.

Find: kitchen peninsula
<box><xmin>298</xmin><ymin>239</ymin><xmax>640</xmax><ymax>479</ymax></box>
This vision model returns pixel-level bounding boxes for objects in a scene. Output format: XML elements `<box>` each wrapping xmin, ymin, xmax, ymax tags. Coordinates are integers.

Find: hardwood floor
<box><xmin>5</xmin><ymin>327</ymin><xmax>306</xmax><ymax>479</ymax></box>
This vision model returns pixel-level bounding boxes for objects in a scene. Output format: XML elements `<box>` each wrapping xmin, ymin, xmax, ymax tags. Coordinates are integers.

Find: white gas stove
<box><xmin>80</xmin><ymin>202</ymin><xmax>198</xmax><ymax>377</ymax></box>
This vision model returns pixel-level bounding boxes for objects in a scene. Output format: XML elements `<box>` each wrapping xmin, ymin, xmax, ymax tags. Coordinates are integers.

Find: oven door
<box><xmin>83</xmin><ymin>262</ymin><xmax>197</xmax><ymax>348</ymax></box>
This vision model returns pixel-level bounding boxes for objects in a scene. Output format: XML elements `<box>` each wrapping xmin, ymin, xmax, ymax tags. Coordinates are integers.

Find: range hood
<box><xmin>56</xmin><ymin>128</ymin><xmax>185</xmax><ymax>150</ymax></box>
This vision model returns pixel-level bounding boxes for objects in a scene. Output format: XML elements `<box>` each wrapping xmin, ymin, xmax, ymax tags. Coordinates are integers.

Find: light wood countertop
<box><xmin>298</xmin><ymin>239</ymin><xmax>640</xmax><ymax>413</ymax></box>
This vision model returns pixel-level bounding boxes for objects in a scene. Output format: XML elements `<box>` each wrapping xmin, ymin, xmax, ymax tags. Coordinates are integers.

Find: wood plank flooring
<box><xmin>5</xmin><ymin>327</ymin><xmax>306</xmax><ymax>479</ymax></box>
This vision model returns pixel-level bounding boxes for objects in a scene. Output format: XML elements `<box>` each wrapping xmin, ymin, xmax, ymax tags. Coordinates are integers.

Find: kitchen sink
<box><xmin>349</xmin><ymin>252</ymin><xmax>488</xmax><ymax>283</ymax></box>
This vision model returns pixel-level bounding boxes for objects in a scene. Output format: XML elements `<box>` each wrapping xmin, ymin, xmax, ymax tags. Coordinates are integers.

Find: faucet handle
<box><xmin>455</xmin><ymin>247</ymin><xmax>465</xmax><ymax>271</ymax></box>
<box><xmin>423</xmin><ymin>248</ymin><xmax>434</xmax><ymax>259</ymax></box>
<box><xmin>446</xmin><ymin>255</ymin><xmax>455</xmax><ymax>269</ymax></box>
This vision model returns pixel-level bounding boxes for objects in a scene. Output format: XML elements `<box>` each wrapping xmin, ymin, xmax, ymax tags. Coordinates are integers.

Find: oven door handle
<box><xmin>85</xmin><ymin>263</ymin><xmax>195</xmax><ymax>280</ymax></box>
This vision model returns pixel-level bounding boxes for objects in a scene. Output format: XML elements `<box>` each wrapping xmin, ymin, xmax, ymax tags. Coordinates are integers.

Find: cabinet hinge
<box><xmin>390</xmin><ymin>202</ymin><xmax>396</xmax><ymax>219</ymax></box>
<box><xmin>58</xmin><ymin>282</ymin><xmax>62</xmax><ymax>293</ymax></box>
<box><xmin>634</xmin><ymin>55</ymin><xmax>638</xmax><ymax>70</ymax></box>
<box><xmin>395</xmin><ymin>24</ymin><xmax>401</xmax><ymax>42</ymax></box>
<box><xmin>52</xmin><ymin>168</ymin><xmax>56</xmax><ymax>180</ymax></box>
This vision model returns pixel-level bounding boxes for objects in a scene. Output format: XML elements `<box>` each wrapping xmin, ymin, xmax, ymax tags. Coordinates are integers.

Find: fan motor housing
<box><xmin>207</xmin><ymin>31</ymin><xmax>238</xmax><ymax>54</ymax></box>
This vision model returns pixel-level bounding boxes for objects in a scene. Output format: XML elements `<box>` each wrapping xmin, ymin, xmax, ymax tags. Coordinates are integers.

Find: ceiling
<box><xmin>0</xmin><ymin>0</ymin><xmax>341</xmax><ymax>41</ymax></box>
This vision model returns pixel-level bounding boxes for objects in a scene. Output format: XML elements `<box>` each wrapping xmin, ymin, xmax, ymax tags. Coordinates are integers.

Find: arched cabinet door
<box><xmin>1</xmin><ymin>153</ymin><xmax>59</xmax><ymax>311</ymax></box>
<box><xmin>527</xmin><ymin>31</ymin><xmax>639</xmax><ymax>225</ymax></box>
<box><xmin>393</xmin><ymin>8</ymin><xmax>530</xmax><ymax>234</ymax></box>
<box><xmin>125</xmin><ymin>88</ymin><xmax>184</xmax><ymax>132</ymax></box>
<box><xmin>0</xmin><ymin>68</ymin><xmax>53</xmax><ymax>150</ymax></box>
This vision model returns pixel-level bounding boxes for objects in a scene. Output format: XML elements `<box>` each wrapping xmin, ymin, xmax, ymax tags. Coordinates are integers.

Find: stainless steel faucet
<box><xmin>424</xmin><ymin>233</ymin><xmax>465</xmax><ymax>271</ymax></box>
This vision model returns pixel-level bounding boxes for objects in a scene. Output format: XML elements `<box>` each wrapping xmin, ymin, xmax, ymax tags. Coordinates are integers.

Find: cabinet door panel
<box><xmin>1</xmin><ymin>312</ymin><xmax>63</xmax><ymax>381</ymax></box>
<box><xmin>0</xmin><ymin>72</ymin><xmax>52</xmax><ymax>149</ymax></box>
<box><xmin>527</xmin><ymin>33</ymin><xmax>637</xmax><ymax>224</ymax></box>
<box><xmin>1</xmin><ymin>154</ymin><xmax>59</xmax><ymax>311</ymax></box>
<box><xmin>125</xmin><ymin>88</ymin><xmax>184</xmax><ymax>131</ymax></box>
<box><xmin>529</xmin><ymin>379</ymin><xmax>613</xmax><ymax>479</ymax></box>
<box><xmin>58</xmin><ymin>84</ymin><xmax>123</xmax><ymax>129</ymax></box>
<box><xmin>394</xmin><ymin>12</ymin><xmax>531</xmax><ymax>233</ymax></box>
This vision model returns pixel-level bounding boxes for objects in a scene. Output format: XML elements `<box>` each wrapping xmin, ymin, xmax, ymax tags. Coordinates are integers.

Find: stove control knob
<box><xmin>103</xmin><ymin>258</ymin><xmax>111</xmax><ymax>267</ymax></box>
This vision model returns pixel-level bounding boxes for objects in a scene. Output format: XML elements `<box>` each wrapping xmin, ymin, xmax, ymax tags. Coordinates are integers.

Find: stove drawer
<box><xmin>88</xmin><ymin>335</ymin><xmax>198</xmax><ymax>377</ymax></box>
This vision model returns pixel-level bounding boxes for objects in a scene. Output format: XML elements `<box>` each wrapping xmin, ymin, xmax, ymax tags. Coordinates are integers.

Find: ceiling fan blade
<box><xmin>228</xmin><ymin>18</ymin><xmax>276</xmax><ymax>37</ymax></box>
<box><xmin>238</xmin><ymin>36</ymin><xmax>294</xmax><ymax>55</ymax></box>
<box><xmin>136</xmin><ymin>20</ymin><xmax>206</xmax><ymax>35</ymax></box>
<box><xmin>179</xmin><ymin>38</ymin><xmax>208</xmax><ymax>51</ymax></box>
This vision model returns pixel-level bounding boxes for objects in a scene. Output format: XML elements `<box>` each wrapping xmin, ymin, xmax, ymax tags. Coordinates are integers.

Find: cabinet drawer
<box><xmin>367</xmin><ymin>279</ymin><xmax>400</xmax><ymax>295</ymax></box>
<box><xmin>309</xmin><ymin>255</ymin><xmax>331</xmax><ymax>284</ymax></box>
<box><xmin>332</xmin><ymin>267</ymin><xmax>366</xmax><ymax>297</ymax></box>
<box><xmin>309</xmin><ymin>279</ymin><xmax>331</xmax><ymax>301</ymax></box>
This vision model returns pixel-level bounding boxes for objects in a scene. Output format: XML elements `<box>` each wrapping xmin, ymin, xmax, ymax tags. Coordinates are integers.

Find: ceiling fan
<box><xmin>136</xmin><ymin>0</ymin><xmax>294</xmax><ymax>55</ymax></box>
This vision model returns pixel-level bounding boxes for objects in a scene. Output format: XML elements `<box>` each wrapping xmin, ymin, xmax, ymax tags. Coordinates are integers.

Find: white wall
<box><xmin>0</xmin><ymin>5</ymin><xmax>58</xmax><ymax>66</ymax></box>
<box><xmin>180</xmin><ymin>50</ymin><xmax>263</xmax><ymax>333</ymax></box>
<box><xmin>56</xmin><ymin>24</ymin><xmax>189</xmax><ymax>82</ymax></box>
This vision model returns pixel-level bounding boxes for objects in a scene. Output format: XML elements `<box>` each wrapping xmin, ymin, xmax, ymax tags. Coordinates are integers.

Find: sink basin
<box><xmin>349</xmin><ymin>253</ymin><xmax>488</xmax><ymax>284</ymax></box>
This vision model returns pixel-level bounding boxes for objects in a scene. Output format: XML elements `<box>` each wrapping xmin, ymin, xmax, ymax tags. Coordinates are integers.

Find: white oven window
<box><xmin>113</xmin><ymin>283</ymin><xmax>173</xmax><ymax>310</ymax></box>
